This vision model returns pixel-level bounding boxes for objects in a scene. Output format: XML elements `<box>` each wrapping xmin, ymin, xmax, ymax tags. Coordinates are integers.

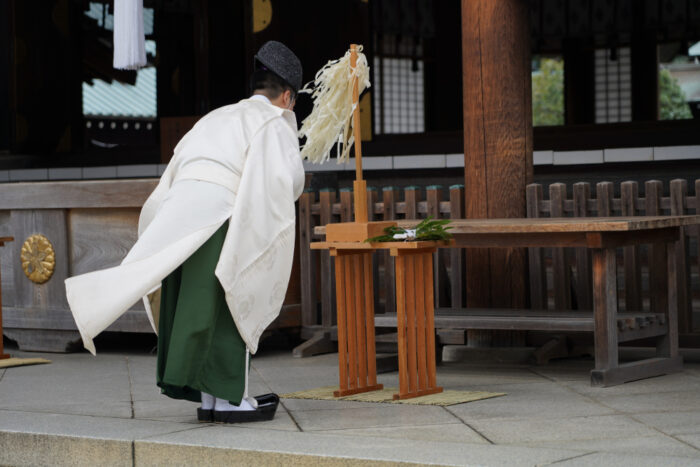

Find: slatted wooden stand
<box><xmin>392</xmin><ymin>244</ymin><xmax>443</xmax><ymax>400</ymax></box>
<box><xmin>312</xmin><ymin>241</ymin><xmax>447</xmax><ymax>399</ymax></box>
<box><xmin>0</xmin><ymin>237</ymin><xmax>15</xmax><ymax>360</ymax></box>
<box><xmin>330</xmin><ymin>248</ymin><xmax>382</xmax><ymax>396</ymax></box>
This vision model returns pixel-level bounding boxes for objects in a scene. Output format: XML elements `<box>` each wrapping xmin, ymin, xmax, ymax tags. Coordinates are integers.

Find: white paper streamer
<box><xmin>113</xmin><ymin>0</ymin><xmax>147</xmax><ymax>70</ymax></box>
<box><xmin>298</xmin><ymin>45</ymin><xmax>371</xmax><ymax>164</ymax></box>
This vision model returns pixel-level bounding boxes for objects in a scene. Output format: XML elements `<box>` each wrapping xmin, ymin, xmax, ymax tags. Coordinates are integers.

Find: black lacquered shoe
<box><xmin>197</xmin><ymin>408</ymin><xmax>214</xmax><ymax>422</ymax></box>
<box><xmin>213</xmin><ymin>393</ymin><xmax>279</xmax><ymax>424</ymax></box>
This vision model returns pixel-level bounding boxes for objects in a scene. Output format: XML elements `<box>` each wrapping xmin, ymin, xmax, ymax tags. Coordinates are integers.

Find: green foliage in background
<box><xmin>532</xmin><ymin>58</ymin><xmax>564</xmax><ymax>126</ymax></box>
<box><xmin>659</xmin><ymin>68</ymin><xmax>692</xmax><ymax>120</ymax></box>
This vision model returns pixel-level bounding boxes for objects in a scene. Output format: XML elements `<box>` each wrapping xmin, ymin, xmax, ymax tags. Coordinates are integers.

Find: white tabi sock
<box><xmin>201</xmin><ymin>392</ymin><xmax>215</xmax><ymax>410</ymax></box>
<box><xmin>215</xmin><ymin>397</ymin><xmax>255</xmax><ymax>411</ymax></box>
<box><xmin>212</xmin><ymin>349</ymin><xmax>258</xmax><ymax>412</ymax></box>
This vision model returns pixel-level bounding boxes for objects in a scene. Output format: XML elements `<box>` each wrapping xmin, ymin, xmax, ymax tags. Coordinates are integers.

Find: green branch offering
<box><xmin>365</xmin><ymin>217</ymin><xmax>453</xmax><ymax>242</ymax></box>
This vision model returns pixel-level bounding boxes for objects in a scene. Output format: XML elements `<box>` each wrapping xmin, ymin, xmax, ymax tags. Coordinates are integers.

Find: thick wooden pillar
<box><xmin>461</xmin><ymin>1</ymin><xmax>532</xmax><ymax>318</ymax></box>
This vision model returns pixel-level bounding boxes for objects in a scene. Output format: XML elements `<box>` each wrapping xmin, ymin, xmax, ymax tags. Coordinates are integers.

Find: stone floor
<box><xmin>1</xmin><ymin>343</ymin><xmax>700</xmax><ymax>466</ymax></box>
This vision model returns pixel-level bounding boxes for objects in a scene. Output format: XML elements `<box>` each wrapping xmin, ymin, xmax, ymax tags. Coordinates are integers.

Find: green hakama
<box><xmin>156</xmin><ymin>222</ymin><xmax>246</xmax><ymax>404</ymax></box>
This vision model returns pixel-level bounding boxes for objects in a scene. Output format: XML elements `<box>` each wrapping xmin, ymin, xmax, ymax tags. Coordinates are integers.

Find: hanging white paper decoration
<box><xmin>298</xmin><ymin>45</ymin><xmax>371</xmax><ymax>164</ymax></box>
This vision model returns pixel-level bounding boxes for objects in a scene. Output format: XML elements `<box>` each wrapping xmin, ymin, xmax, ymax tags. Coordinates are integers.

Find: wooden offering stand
<box><xmin>312</xmin><ymin>45</ymin><xmax>442</xmax><ymax>399</ymax></box>
<box><xmin>320</xmin><ymin>44</ymin><xmax>392</xmax><ymax>397</ymax></box>
<box><xmin>0</xmin><ymin>236</ymin><xmax>14</xmax><ymax>360</ymax></box>
<box><xmin>311</xmin><ymin>240</ymin><xmax>445</xmax><ymax>400</ymax></box>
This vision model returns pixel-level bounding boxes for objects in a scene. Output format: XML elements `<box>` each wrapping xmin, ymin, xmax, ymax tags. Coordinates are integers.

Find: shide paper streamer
<box><xmin>298</xmin><ymin>45</ymin><xmax>371</xmax><ymax>164</ymax></box>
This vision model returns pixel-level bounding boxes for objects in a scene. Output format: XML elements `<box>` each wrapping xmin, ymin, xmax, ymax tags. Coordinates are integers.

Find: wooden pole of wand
<box><xmin>325</xmin><ymin>45</ymin><xmax>395</xmax><ymax>242</ymax></box>
<box><xmin>350</xmin><ymin>44</ymin><xmax>368</xmax><ymax>223</ymax></box>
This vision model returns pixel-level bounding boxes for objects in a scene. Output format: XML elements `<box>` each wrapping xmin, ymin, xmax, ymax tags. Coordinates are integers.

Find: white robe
<box><xmin>65</xmin><ymin>96</ymin><xmax>305</xmax><ymax>355</ymax></box>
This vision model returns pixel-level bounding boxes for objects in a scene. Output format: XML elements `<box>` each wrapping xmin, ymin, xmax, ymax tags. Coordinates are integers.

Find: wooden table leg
<box><xmin>393</xmin><ymin>248</ymin><xmax>442</xmax><ymax>400</ymax></box>
<box><xmin>591</xmin><ymin>241</ymin><xmax>683</xmax><ymax>387</ymax></box>
<box><xmin>658</xmin><ymin>241</ymin><xmax>681</xmax><ymax>360</ymax></box>
<box><xmin>333</xmin><ymin>250</ymin><xmax>383</xmax><ymax>397</ymax></box>
<box><xmin>590</xmin><ymin>248</ymin><xmax>619</xmax><ymax>386</ymax></box>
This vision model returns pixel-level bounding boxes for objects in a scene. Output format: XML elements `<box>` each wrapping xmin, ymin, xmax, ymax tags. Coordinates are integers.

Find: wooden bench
<box><xmin>297</xmin><ymin>180</ymin><xmax>700</xmax><ymax>356</ymax></box>
<box><xmin>314</xmin><ymin>216</ymin><xmax>700</xmax><ymax>387</ymax></box>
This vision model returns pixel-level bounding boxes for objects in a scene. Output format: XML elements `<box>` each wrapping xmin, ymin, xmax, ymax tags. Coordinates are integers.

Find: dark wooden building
<box><xmin>2</xmin><ymin>0</ymin><xmax>700</xmax><ymax>351</ymax></box>
<box><xmin>2</xmin><ymin>1</ymin><xmax>699</xmax><ymax>169</ymax></box>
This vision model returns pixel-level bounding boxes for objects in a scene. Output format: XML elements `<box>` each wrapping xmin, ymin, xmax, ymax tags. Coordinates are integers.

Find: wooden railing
<box><xmin>297</xmin><ymin>179</ymin><xmax>700</xmax><ymax>350</ymax></box>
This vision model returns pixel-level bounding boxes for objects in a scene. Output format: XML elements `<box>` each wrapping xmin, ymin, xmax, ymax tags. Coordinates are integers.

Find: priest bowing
<box><xmin>65</xmin><ymin>41</ymin><xmax>305</xmax><ymax>423</ymax></box>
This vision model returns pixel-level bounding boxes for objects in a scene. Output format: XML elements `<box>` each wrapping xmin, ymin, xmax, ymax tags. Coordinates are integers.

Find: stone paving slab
<box><xmin>677</xmin><ymin>433</ymin><xmax>700</xmax><ymax>451</ymax></box>
<box><xmin>0</xmin><ymin>409</ymin><xmax>203</xmax><ymax>467</ymax></box>
<box><xmin>632</xmin><ymin>410</ymin><xmax>700</xmax><ymax>436</ymax></box>
<box><xmin>468</xmin><ymin>414</ymin><xmax>660</xmax><ymax>445</ymax></box>
<box><xmin>134</xmin><ymin>424</ymin><xmax>583</xmax><ymax>467</ymax></box>
<box><xmin>323</xmin><ymin>422</ymin><xmax>490</xmax><ymax>444</ymax></box>
<box><xmin>551</xmin><ymin>451</ymin><xmax>700</xmax><ymax>467</ymax></box>
<box><xmin>561</xmin><ymin>371</ymin><xmax>700</xmax><ymax>397</ymax></box>
<box><xmin>445</xmin><ymin>382</ymin><xmax>614</xmax><ymax>421</ymax></box>
<box><xmin>0</xmin><ymin>353</ymin><xmax>133</xmax><ymax>418</ymax></box>
<box><xmin>582</xmin><ymin>389</ymin><xmax>700</xmax><ymax>414</ymax></box>
<box><xmin>519</xmin><ymin>435</ymin><xmax>700</xmax><ymax>459</ymax></box>
<box><xmin>290</xmin><ymin>403</ymin><xmax>459</xmax><ymax>432</ymax></box>
<box><xmin>1</xmin><ymin>347</ymin><xmax>699</xmax><ymax>466</ymax></box>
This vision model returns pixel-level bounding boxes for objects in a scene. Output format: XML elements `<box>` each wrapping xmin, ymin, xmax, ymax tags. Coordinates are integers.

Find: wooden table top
<box><xmin>314</xmin><ymin>216</ymin><xmax>700</xmax><ymax>236</ymax></box>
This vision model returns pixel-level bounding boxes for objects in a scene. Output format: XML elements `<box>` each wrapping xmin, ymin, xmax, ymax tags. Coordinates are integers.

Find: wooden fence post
<box><xmin>367</xmin><ymin>187</ymin><xmax>381</xmax><ymax>311</ymax></box>
<box><xmin>298</xmin><ymin>189</ymin><xmax>317</xmax><ymax>327</ymax></box>
<box><xmin>621</xmin><ymin>181</ymin><xmax>642</xmax><ymax>312</ymax></box>
<box><xmin>526</xmin><ymin>183</ymin><xmax>547</xmax><ymax>310</ymax></box>
<box><xmin>695</xmin><ymin>179</ymin><xmax>700</xmax><ymax>332</ymax></box>
<box><xmin>645</xmin><ymin>180</ymin><xmax>667</xmax><ymax>313</ymax></box>
<box><xmin>319</xmin><ymin>188</ymin><xmax>336</xmax><ymax>327</ymax></box>
<box><xmin>449</xmin><ymin>184</ymin><xmax>465</xmax><ymax>310</ymax></box>
<box><xmin>596</xmin><ymin>182</ymin><xmax>614</xmax><ymax>217</ymax></box>
<box><xmin>549</xmin><ymin>183</ymin><xmax>572</xmax><ymax>310</ymax></box>
<box><xmin>367</xmin><ymin>186</ymin><xmax>378</xmax><ymax>222</ymax></box>
<box><xmin>404</xmin><ymin>186</ymin><xmax>419</xmax><ymax>219</ymax></box>
<box><xmin>382</xmin><ymin>186</ymin><xmax>399</xmax><ymax>314</ymax></box>
<box><xmin>426</xmin><ymin>185</ymin><xmax>448</xmax><ymax>308</ymax></box>
<box><xmin>340</xmin><ymin>187</ymin><xmax>354</xmax><ymax>222</ymax></box>
<box><xmin>670</xmin><ymin>179</ymin><xmax>691</xmax><ymax>333</ymax></box>
<box><xmin>573</xmin><ymin>182</ymin><xmax>592</xmax><ymax>310</ymax></box>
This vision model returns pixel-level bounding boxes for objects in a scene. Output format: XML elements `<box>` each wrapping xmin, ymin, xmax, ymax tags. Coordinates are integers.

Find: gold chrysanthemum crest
<box><xmin>20</xmin><ymin>234</ymin><xmax>55</xmax><ymax>284</ymax></box>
